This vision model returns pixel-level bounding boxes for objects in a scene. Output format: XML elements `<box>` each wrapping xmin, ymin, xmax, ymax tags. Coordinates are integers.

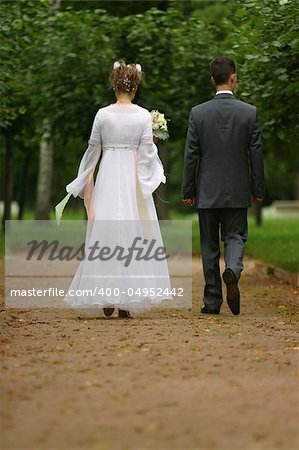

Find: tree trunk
<box><xmin>35</xmin><ymin>118</ymin><xmax>53</xmax><ymax>220</ymax></box>
<box><xmin>18</xmin><ymin>146</ymin><xmax>30</xmax><ymax>220</ymax></box>
<box><xmin>2</xmin><ymin>131</ymin><xmax>13</xmax><ymax>232</ymax></box>
<box><xmin>34</xmin><ymin>0</ymin><xmax>61</xmax><ymax>221</ymax></box>
<box><xmin>49</xmin><ymin>0</ymin><xmax>61</xmax><ymax>14</ymax></box>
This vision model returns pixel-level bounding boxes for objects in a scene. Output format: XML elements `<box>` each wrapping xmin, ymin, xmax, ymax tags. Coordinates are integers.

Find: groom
<box><xmin>182</xmin><ymin>56</ymin><xmax>264</xmax><ymax>315</ymax></box>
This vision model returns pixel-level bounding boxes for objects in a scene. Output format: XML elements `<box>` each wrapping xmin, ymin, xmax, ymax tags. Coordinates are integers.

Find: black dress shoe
<box><xmin>222</xmin><ymin>268</ymin><xmax>240</xmax><ymax>315</ymax></box>
<box><xmin>201</xmin><ymin>304</ymin><xmax>220</xmax><ymax>314</ymax></box>
<box><xmin>118</xmin><ymin>309</ymin><xmax>132</xmax><ymax>319</ymax></box>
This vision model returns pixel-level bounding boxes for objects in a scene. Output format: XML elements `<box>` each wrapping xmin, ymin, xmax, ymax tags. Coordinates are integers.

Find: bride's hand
<box><xmin>86</xmin><ymin>207</ymin><xmax>95</xmax><ymax>223</ymax></box>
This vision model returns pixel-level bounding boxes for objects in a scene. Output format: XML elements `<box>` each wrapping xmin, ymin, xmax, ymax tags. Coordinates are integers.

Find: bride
<box><xmin>55</xmin><ymin>59</ymin><xmax>172</xmax><ymax>318</ymax></box>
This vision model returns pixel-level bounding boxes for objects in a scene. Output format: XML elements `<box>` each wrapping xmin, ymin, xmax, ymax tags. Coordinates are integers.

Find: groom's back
<box><xmin>192</xmin><ymin>94</ymin><xmax>257</xmax><ymax>208</ymax></box>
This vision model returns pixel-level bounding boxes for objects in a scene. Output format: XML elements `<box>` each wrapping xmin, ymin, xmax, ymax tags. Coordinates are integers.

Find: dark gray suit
<box><xmin>182</xmin><ymin>92</ymin><xmax>264</xmax><ymax>310</ymax></box>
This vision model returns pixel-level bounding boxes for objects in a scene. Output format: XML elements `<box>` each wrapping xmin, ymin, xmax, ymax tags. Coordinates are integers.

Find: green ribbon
<box><xmin>55</xmin><ymin>192</ymin><xmax>72</xmax><ymax>225</ymax></box>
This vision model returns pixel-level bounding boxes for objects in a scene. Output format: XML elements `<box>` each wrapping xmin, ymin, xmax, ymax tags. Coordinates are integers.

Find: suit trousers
<box><xmin>198</xmin><ymin>208</ymin><xmax>248</xmax><ymax>309</ymax></box>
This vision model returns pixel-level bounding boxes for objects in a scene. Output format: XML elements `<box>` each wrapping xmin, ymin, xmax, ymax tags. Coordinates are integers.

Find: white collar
<box><xmin>216</xmin><ymin>90</ymin><xmax>233</xmax><ymax>95</ymax></box>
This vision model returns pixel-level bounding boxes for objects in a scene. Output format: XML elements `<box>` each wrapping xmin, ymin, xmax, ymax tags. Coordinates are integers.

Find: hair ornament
<box><xmin>135</xmin><ymin>64</ymin><xmax>142</xmax><ymax>73</ymax></box>
<box><xmin>113</xmin><ymin>61</ymin><xmax>121</xmax><ymax>69</ymax></box>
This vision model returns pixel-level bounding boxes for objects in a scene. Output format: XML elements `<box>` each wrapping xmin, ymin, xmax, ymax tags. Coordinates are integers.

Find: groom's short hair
<box><xmin>210</xmin><ymin>56</ymin><xmax>236</xmax><ymax>85</ymax></box>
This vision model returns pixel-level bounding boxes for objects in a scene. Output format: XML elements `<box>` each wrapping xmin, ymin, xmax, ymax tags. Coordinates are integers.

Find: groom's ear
<box><xmin>210</xmin><ymin>76</ymin><xmax>216</xmax><ymax>87</ymax></box>
<box><xmin>230</xmin><ymin>73</ymin><xmax>237</xmax><ymax>85</ymax></box>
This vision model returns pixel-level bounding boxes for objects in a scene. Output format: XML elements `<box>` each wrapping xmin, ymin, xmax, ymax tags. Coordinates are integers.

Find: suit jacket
<box><xmin>181</xmin><ymin>93</ymin><xmax>264</xmax><ymax>208</ymax></box>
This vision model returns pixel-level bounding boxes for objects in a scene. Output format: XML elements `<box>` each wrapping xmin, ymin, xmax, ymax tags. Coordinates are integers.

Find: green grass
<box><xmin>171</xmin><ymin>212</ymin><xmax>299</xmax><ymax>274</ymax></box>
<box><xmin>1</xmin><ymin>210</ymin><xmax>298</xmax><ymax>273</ymax></box>
<box><xmin>0</xmin><ymin>207</ymin><xmax>86</xmax><ymax>257</ymax></box>
<box><xmin>245</xmin><ymin>217</ymin><xmax>299</xmax><ymax>273</ymax></box>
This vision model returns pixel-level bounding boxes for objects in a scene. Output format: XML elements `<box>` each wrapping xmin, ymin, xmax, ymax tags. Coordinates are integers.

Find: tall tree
<box><xmin>32</xmin><ymin>4</ymin><xmax>120</xmax><ymax>218</ymax></box>
<box><xmin>35</xmin><ymin>0</ymin><xmax>61</xmax><ymax>220</ymax></box>
<box><xmin>0</xmin><ymin>0</ymin><xmax>47</xmax><ymax>228</ymax></box>
<box><xmin>229</xmin><ymin>0</ymin><xmax>299</xmax><ymax>202</ymax></box>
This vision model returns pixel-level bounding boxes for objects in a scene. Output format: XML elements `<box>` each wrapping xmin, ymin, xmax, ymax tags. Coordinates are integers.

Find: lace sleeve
<box><xmin>137</xmin><ymin>114</ymin><xmax>166</xmax><ymax>199</ymax></box>
<box><xmin>55</xmin><ymin>111</ymin><xmax>102</xmax><ymax>225</ymax></box>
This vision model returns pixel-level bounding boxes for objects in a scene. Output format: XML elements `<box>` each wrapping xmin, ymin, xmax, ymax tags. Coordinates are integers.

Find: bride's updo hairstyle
<box><xmin>109</xmin><ymin>59</ymin><xmax>143</xmax><ymax>94</ymax></box>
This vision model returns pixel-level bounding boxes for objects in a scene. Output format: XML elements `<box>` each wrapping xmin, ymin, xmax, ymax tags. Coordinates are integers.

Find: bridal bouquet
<box><xmin>150</xmin><ymin>110</ymin><xmax>169</xmax><ymax>141</ymax></box>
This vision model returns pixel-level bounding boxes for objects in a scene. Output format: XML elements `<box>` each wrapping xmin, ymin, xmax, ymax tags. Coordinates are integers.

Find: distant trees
<box><xmin>1</xmin><ymin>0</ymin><xmax>298</xmax><ymax>227</ymax></box>
<box><xmin>229</xmin><ymin>0</ymin><xmax>299</xmax><ymax>202</ymax></box>
<box><xmin>0</xmin><ymin>1</ymin><xmax>48</xmax><ymax>225</ymax></box>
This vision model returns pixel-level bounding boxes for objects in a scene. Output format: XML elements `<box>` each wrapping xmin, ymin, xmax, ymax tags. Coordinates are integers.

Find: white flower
<box><xmin>135</xmin><ymin>64</ymin><xmax>142</xmax><ymax>73</ymax></box>
<box><xmin>150</xmin><ymin>109</ymin><xmax>169</xmax><ymax>141</ymax></box>
<box><xmin>113</xmin><ymin>61</ymin><xmax>120</xmax><ymax>69</ymax></box>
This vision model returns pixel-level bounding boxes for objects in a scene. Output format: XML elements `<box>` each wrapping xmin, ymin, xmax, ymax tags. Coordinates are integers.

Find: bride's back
<box><xmin>99</xmin><ymin>103</ymin><xmax>150</xmax><ymax>147</ymax></box>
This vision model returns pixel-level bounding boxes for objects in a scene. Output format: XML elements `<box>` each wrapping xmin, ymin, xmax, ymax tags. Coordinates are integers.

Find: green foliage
<box><xmin>1</xmin><ymin>0</ymin><xmax>298</xmax><ymax>213</ymax></box>
<box><xmin>28</xmin><ymin>8</ymin><xmax>121</xmax><ymax>137</ymax></box>
<box><xmin>61</xmin><ymin>0</ymin><xmax>169</xmax><ymax>16</ymax></box>
<box><xmin>229</xmin><ymin>0</ymin><xmax>299</xmax><ymax>200</ymax></box>
<box><xmin>124</xmin><ymin>6</ymin><xmax>213</xmax><ymax>134</ymax></box>
<box><xmin>0</xmin><ymin>0</ymin><xmax>48</xmax><ymax>128</ymax></box>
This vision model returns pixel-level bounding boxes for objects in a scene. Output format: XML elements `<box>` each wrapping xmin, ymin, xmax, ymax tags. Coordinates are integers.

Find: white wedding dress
<box><xmin>56</xmin><ymin>103</ymin><xmax>172</xmax><ymax>312</ymax></box>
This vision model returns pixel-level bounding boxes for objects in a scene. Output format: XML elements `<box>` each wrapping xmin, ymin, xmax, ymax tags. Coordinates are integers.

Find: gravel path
<box><xmin>1</xmin><ymin>256</ymin><xmax>298</xmax><ymax>450</ymax></box>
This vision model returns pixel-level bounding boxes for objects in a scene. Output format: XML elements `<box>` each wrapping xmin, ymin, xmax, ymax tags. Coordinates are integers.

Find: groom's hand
<box><xmin>182</xmin><ymin>198</ymin><xmax>195</xmax><ymax>207</ymax></box>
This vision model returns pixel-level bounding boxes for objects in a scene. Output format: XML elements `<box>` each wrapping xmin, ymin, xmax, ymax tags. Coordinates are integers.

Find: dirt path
<box><xmin>0</xmin><ymin>256</ymin><xmax>298</xmax><ymax>450</ymax></box>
